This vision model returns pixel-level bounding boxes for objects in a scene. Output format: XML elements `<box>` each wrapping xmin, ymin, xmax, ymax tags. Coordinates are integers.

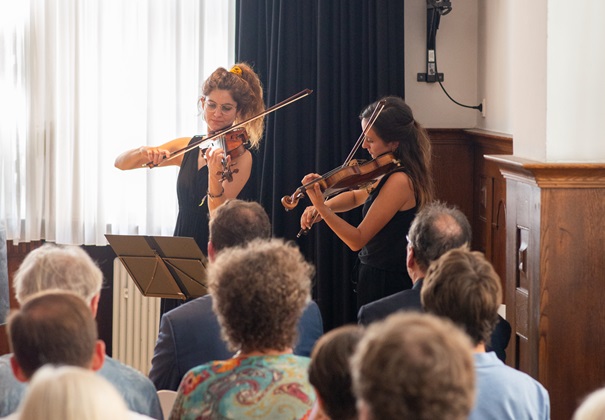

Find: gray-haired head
<box><xmin>407</xmin><ymin>201</ymin><xmax>472</xmax><ymax>272</ymax></box>
<box><xmin>14</xmin><ymin>244</ymin><xmax>103</xmax><ymax>305</ymax></box>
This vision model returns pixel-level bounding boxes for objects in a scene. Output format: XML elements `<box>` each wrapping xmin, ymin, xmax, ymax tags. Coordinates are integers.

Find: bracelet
<box><xmin>207</xmin><ymin>186</ymin><xmax>224</xmax><ymax>199</ymax></box>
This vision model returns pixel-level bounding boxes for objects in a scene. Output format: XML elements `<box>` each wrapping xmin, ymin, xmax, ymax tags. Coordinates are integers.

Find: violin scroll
<box><xmin>281</xmin><ymin>190</ymin><xmax>305</xmax><ymax>211</ymax></box>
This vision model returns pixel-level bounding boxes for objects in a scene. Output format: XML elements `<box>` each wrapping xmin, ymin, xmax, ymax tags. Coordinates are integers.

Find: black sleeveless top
<box><xmin>357</xmin><ymin>170</ymin><xmax>417</xmax><ymax>272</ymax></box>
<box><xmin>173</xmin><ymin>136</ymin><xmax>254</xmax><ymax>252</ymax></box>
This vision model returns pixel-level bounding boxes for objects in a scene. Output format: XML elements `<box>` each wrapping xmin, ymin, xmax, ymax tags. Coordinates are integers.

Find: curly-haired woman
<box><xmin>169</xmin><ymin>238</ymin><xmax>316</xmax><ymax>420</ymax></box>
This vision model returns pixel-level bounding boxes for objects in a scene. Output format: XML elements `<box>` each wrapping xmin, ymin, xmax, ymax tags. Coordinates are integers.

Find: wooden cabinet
<box><xmin>467</xmin><ymin>130</ymin><xmax>512</xmax><ymax>299</ymax></box>
<box><xmin>429</xmin><ymin>129</ymin><xmax>512</xmax><ymax>297</ymax></box>
<box><xmin>488</xmin><ymin>155</ymin><xmax>605</xmax><ymax>420</ymax></box>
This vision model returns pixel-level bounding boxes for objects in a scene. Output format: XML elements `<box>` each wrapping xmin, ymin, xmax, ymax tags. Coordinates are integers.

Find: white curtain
<box><xmin>0</xmin><ymin>0</ymin><xmax>235</xmax><ymax>245</ymax></box>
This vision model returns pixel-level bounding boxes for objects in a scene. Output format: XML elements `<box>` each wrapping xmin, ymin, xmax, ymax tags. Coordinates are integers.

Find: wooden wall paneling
<box><xmin>427</xmin><ymin>129</ymin><xmax>474</xmax><ymax>222</ymax></box>
<box><xmin>539</xmin><ymin>187</ymin><xmax>605</xmax><ymax>419</ymax></box>
<box><xmin>466</xmin><ymin>130</ymin><xmax>513</xmax><ymax>295</ymax></box>
<box><xmin>427</xmin><ymin>129</ymin><xmax>512</xmax><ymax>302</ymax></box>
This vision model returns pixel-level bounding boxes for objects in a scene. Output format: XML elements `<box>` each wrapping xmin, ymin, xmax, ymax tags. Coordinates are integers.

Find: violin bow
<box><xmin>341</xmin><ymin>99</ymin><xmax>386</xmax><ymax>167</ymax></box>
<box><xmin>296</xmin><ymin>99</ymin><xmax>387</xmax><ymax>238</ymax></box>
<box><xmin>144</xmin><ymin>88</ymin><xmax>313</xmax><ymax>168</ymax></box>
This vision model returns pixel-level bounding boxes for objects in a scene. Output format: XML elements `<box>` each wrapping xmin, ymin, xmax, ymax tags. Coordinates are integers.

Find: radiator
<box><xmin>112</xmin><ymin>258</ymin><xmax>161</xmax><ymax>375</ymax></box>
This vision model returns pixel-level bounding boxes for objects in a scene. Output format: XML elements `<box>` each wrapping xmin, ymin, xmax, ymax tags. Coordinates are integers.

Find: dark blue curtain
<box><xmin>235</xmin><ymin>0</ymin><xmax>405</xmax><ymax>330</ymax></box>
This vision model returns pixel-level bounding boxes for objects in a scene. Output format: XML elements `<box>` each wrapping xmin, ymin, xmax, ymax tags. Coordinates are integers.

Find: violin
<box><xmin>190</xmin><ymin>127</ymin><xmax>249</xmax><ymax>156</ymax></box>
<box><xmin>196</xmin><ymin>128</ymin><xmax>250</xmax><ymax>182</ymax></box>
<box><xmin>282</xmin><ymin>98</ymin><xmax>388</xmax><ymax>237</ymax></box>
<box><xmin>281</xmin><ymin>152</ymin><xmax>401</xmax><ymax>210</ymax></box>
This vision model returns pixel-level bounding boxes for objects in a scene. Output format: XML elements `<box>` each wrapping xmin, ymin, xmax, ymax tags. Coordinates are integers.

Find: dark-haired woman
<box><xmin>300</xmin><ymin>96</ymin><xmax>434</xmax><ymax>309</ymax></box>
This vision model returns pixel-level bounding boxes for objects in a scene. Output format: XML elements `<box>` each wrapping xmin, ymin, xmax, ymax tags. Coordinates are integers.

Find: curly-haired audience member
<box><xmin>421</xmin><ymin>248</ymin><xmax>550</xmax><ymax>419</ymax></box>
<box><xmin>148</xmin><ymin>199</ymin><xmax>323</xmax><ymax>391</ymax></box>
<box><xmin>169</xmin><ymin>238</ymin><xmax>316</xmax><ymax>419</ymax></box>
<box><xmin>351</xmin><ymin>312</ymin><xmax>475</xmax><ymax>420</ymax></box>
<box><xmin>308</xmin><ymin>325</ymin><xmax>364</xmax><ymax>420</ymax></box>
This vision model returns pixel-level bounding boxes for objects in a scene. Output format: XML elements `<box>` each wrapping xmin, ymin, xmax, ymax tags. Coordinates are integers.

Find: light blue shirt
<box><xmin>0</xmin><ymin>354</ymin><xmax>163</xmax><ymax>419</ymax></box>
<box><xmin>470</xmin><ymin>352</ymin><xmax>550</xmax><ymax>420</ymax></box>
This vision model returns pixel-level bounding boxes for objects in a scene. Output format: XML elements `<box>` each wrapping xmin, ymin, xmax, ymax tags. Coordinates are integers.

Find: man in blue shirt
<box><xmin>421</xmin><ymin>247</ymin><xmax>550</xmax><ymax>420</ymax></box>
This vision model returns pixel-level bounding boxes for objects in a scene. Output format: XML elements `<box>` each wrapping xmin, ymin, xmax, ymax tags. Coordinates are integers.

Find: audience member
<box><xmin>573</xmin><ymin>387</ymin><xmax>605</xmax><ymax>420</ymax></box>
<box><xmin>3</xmin><ymin>292</ymin><xmax>152</xmax><ymax>420</ymax></box>
<box><xmin>169</xmin><ymin>238</ymin><xmax>316</xmax><ymax>419</ymax></box>
<box><xmin>149</xmin><ymin>199</ymin><xmax>323</xmax><ymax>391</ymax></box>
<box><xmin>0</xmin><ymin>244</ymin><xmax>162</xmax><ymax>419</ymax></box>
<box><xmin>350</xmin><ymin>312</ymin><xmax>475</xmax><ymax>420</ymax></box>
<box><xmin>421</xmin><ymin>247</ymin><xmax>550</xmax><ymax>420</ymax></box>
<box><xmin>357</xmin><ymin>200</ymin><xmax>511</xmax><ymax>362</ymax></box>
<box><xmin>308</xmin><ymin>325</ymin><xmax>364</xmax><ymax>420</ymax></box>
<box><xmin>16</xmin><ymin>366</ymin><xmax>131</xmax><ymax>420</ymax></box>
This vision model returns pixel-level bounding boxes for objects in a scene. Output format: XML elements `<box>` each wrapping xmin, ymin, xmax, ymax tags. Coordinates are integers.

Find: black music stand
<box><xmin>105</xmin><ymin>234</ymin><xmax>209</xmax><ymax>300</ymax></box>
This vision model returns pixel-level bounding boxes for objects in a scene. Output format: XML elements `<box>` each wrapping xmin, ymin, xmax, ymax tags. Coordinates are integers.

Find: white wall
<box><xmin>403</xmin><ymin>1</ymin><xmax>605</xmax><ymax>162</ymax></box>
<box><xmin>404</xmin><ymin>0</ymin><xmax>479</xmax><ymax>128</ymax></box>
<box><xmin>547</xmin><ymin>2</ymin><xmax>605</xmax><ymax>162</ymax></box>
<box><xmin>476</xmin><ymin>0</ymin><xmax>512</xmax><ymax>135</ymax></box>
<box><xmin>510</xmin><ymin>0</ymin><xmax>548</xmax><ymax>160</ymax></box>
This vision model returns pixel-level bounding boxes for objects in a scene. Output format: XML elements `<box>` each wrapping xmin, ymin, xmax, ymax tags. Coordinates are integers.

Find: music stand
<box><xmin>105</xmin><ymin>234</ymin><xmax>209</xmax><ymax>300</ymax></box>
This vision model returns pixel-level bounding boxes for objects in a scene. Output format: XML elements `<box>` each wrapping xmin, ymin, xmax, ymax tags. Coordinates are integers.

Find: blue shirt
<box><xmin>0</xmin><ymin>354</ymin><xmax>163</xmax><ymax>419</ymax></box>
<box><xmin>470</xmin><ymin>352</ymin><xmax>550</xmax><ymax>420</ymax></box>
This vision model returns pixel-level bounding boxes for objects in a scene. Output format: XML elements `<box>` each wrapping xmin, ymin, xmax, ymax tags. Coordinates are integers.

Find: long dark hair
<box><xmin>360</xmin><ymin>96</ymin><xmax>434</xmax><ymax>208</ymax></box>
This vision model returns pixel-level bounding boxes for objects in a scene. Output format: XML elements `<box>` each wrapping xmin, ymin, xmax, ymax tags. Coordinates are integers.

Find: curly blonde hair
<box><xmin>208</xmin><ymin>238</ymin><xmax>314</xmax><ymax>353</ymax></box>
<box><xmin>202</xmin><ymin>62</ymin><xmax>265</xmax><ymax>148</ymax></box>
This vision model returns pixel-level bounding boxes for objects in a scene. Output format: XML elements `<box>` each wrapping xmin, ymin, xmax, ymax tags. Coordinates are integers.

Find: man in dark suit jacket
<box><xmin>358</xmin><ymin>201</ymin><xmax>511</xmax><ymax>362</ymax></box>
<box><xmin>149</xmin><ymin>200</ymin><xmax>323</xmax><ymax>391</ymax></box>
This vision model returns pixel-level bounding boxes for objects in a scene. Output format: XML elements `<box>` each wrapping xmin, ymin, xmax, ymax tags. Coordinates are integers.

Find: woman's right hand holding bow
<box><xmin>139</xmin><ymin>146</ymin><xmax>171</xmax><ymax>167</ymax></box>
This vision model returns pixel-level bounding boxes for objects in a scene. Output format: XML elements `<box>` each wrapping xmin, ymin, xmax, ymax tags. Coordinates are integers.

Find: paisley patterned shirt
<box><xmin>169</xmin><ymin>354</ymin><xmax>315</xmax><ymax>420</ymax></box>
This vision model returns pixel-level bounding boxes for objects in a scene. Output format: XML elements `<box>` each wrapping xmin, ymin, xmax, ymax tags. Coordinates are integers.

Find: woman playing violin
<box><xmin>115</xmin><ymin>63</ymin><xmax>265</xmax><ymax>251</ymax></box>
<box><xmin>300</xmin><ymin>96</ymin><xmax>434</xmax><ymax>309</ymax></box>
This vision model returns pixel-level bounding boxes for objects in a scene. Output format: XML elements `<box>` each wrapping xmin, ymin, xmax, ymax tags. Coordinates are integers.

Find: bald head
<box><xmin>407</xmin><ymin>201</ymin><xmax>472</xmax><ymax>273</ymax></box>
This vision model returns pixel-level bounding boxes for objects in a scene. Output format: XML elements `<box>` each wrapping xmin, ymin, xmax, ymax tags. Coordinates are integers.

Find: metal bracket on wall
<box><xmin>417</xmin><ymin>72</ymin><xmax>444</xmax><ymax>83</ymax></box>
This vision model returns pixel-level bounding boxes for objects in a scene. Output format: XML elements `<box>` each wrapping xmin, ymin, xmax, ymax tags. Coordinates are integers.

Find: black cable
<box><xmin>428</xmin><ymin>5</ymin><xmax>482</xmax><ymax>113</ymax></box>
<box><xmin>435</xmin><ymin>53</ymin><xmax>482</xmax><ymax>112</ymax></box>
